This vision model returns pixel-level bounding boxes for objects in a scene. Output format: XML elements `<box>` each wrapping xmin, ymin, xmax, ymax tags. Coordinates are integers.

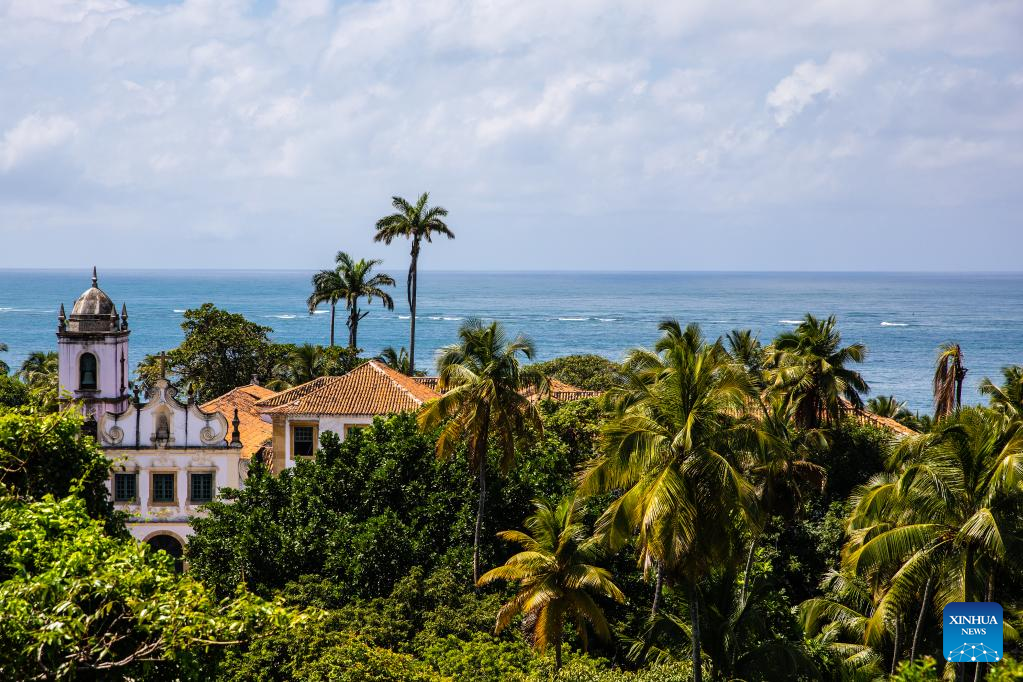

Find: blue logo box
<box><xmin>943</xmin><ymin>602</ymin><xmax>1003</xmax><ymax>662</ymax></box>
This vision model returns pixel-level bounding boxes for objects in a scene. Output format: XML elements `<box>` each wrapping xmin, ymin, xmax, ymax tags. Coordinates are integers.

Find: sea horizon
<box><xmin>3</xmin><ymin>269</ymin><xmax>1022</xmax><ymax>414</ymax></box>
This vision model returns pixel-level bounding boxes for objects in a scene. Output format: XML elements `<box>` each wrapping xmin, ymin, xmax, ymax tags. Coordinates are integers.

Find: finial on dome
<box><xmin>120</xmin><ymin>303</ymin><xmax>128</xmax><ymax>330</ymax></box>
<box><xmin>58</xmin><ymin>303</ymin><xmax>66</xmax><ymax>331</ymax></box>
<box><xmin>91</xmin><ymin>266</ymin><xmax>98</xmax><ymax>288</ymax></box>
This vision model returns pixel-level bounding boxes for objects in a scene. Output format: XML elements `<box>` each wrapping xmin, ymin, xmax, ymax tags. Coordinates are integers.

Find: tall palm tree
<box><xmin>376</xmin><ymin>346</ymin><xmax>411</xmax><ymax>375</ymax></box>
<box><xmin>843</xmin><ymin>407</ymin><xmax>1023</xmax><ymax>675</ymax></box>
<box><xmin>18</xmin><ymin>351</ymin><xmax>59</xmax><ymax>409</ymax></box>
<box><xmin>418</xmin><ymin>318</ymin><xmax>543</xmax><ymax>584</ymax></box>
<box><xmin>770</xmin><ymin>314</ymin><xmax>869</xmax><ymax>429</ymax></box>
<box><xmin>578</xmin><ymin>321</ymin><xmax>756</xmax><ymax>682</ymax></box>
<box><xmin>478</xmin><ymin>496</ymin><xmax>625</xmax><ymax>669</ymax></box>
<box><xmin>374</xmin><ymin>193</ymin><xmax>454</xmax><ymax>374</ymax></box>
<box><xmin>309</xmin><ymin>252</ymin><xmax>395</xmax><ymax>350</ymax></box>
<box><xmin>933</xmin><ymin>342</ymin><xmax>967</xmax><ymax>419</ymax></box>
<box><xmin>979</xmin><ymin>365</ymin><xmax>1022</xmax><ymax>421</ymax></box>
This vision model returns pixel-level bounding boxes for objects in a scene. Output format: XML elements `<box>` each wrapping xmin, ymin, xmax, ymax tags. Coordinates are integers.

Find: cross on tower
<box><xmin>157</xmin><ymin>351</ymin><xmax>169</xmax><ymax>379</ymax></box>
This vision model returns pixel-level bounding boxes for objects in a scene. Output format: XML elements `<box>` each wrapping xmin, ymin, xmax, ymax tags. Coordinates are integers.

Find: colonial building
<box><xmin>57</xmin><ymin>270</ymin><xmax>261</xmax><ymax>565</ymax></box>
<box><xmin>254</xmin><ymin>359</ymin><xmax>439</xmax><ymax>472</ymax></box>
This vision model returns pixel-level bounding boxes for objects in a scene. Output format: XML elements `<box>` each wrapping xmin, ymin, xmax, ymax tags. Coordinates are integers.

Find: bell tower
<box><xmin>57</xmin><ymin>267</ymin><xmax>130</xmax><ymax>421</ymax></box>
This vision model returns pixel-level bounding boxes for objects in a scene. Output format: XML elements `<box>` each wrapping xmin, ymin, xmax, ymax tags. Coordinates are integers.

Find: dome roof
<box><xmin>62</xmin><ymin>268</ymin><xmax>123</xmax><ymax>334</ymax></box>
<box><xmin>71</xmin><ymin>286</ymin><xmax>115</xmax><ymax>317</ymax></box>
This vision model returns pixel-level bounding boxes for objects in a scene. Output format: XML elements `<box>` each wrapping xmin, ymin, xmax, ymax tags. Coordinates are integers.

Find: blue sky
<box><xmin>0</xmin><ymin>0</ymin><xmax>1021</xmax><ymax>271</ymax></box>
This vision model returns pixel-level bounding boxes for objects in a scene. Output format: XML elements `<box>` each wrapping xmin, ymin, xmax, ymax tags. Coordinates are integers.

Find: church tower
<box><xmin>57</xmin><ymin>267</ymin><xmax>130</xmax><ymax>421</ymax></box>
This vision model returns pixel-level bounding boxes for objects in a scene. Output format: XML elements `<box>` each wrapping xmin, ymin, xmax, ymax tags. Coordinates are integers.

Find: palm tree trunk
<box><xmin>555</xmin><ymin>633</ymin><xmax>563</xmax><ymax>670</ymax></box>
<box><xmin>740</xmin><ymin>531</ymin><xmax>761</xmax><ymax>607</ymax></box>
<box><xmin>651</xmin><ymin>561</ymin><xmax>664</xmax><ymax>616</ymax></box>
<box><xmin>474</xmin><ymin>464</ymin><xmax>486</xmax><ymax>585</ymax></box>
<box><xmin>329</xmin><ymin>303</ymin><xmax>336</xmax><ymax>347</ymax></box>
<box><xmin>407</xmin><ymin>242</ymin><xmax>419</xmax><ymax>375</ymax></box>
<box><xmin>348</xmin><ymin>305</ymin><xmax>358</xmax><ymax>349</ymax></box>
<box><xmin>910</xmin><ymin>576</ymin><xmax>934</xmax><ymax>661</ymax></box>
<box><xmin>891</xmin><ymin>620</ymin><xmax>900</xmax><ymax>675</ymax></box>
<box><xmin>690</xmin><ymin>582</ymin><xmax>703</xmax><ymax>682</ymax></box>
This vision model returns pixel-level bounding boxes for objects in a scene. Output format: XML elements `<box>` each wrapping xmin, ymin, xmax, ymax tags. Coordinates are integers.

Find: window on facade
<box><xmin>293</xmin><ymin>425</ymin><xmax>315</xmax><ymax>457</ymax></box>
<box><xmin>152</xmin><ymin>473</ymin><xmax>175</xmax><ymax>503</ymax></box>
<box><xmin>190</xmin><ymin>472</ymin><xmax>214</xmax><ymax>503</ymax></box>
<box><xmin>113</xmin><ymin>473</ymin><xmax>137</xmax><ymax>502</ymax></box>
<box><xmin>79</xmin><ymin>353</ymin><xmax>97</xmax><ymax>389</ymax></box>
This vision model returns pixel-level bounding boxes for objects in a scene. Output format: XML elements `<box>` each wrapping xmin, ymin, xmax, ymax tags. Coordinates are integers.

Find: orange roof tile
<box><xmin>202</xmin><ymin>383</ymin><xmax>277</xmax><ymax>459</ymax></box>
<box><xmin>256</xmin><ymin>361</ymin><xmax>440</xmax><ymax>416</ymax></box>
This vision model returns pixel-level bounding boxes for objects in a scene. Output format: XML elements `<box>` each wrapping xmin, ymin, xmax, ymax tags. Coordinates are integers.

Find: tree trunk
<box><xmin>348</xmin><ymin>307</ymin><xmax>358</xmax><ymax>349</ymax></box>
<box><xmin>911</xmin><ymin>576</ymin><xmax>934</xmax><ymax>662</ymax></box>
<box><xmin>407</xmin><ymin>242</ymin><xmax>419</xmax><ymax>375</ymax></box>
<box><xmin>690</xmin><ymin>583</ymin><xmax>703</xmax><ymax>682</ymax></box>
<box><xmin>891</xmin><ymin>620</ymin><xmax>900</xmax><ymax>676</ymax></box>
<box><xmin>473</xmin><ymin>464</ymin><xmax>486</xmax><ymax>585</ymax></box>
<box><xmin>329</xmin><ymin>303</ymin><xmax>336</xmax><ymax>347</ymax></box>
<box><xmin>740</xmin><ymin>532</ymin><xmax>760</xmax><ymax>607</ymax></box>
<box><xmin>555</xmin><ymin>634</ymin><xmax>563</xmax><ymax>670</ymax></box>
<box><xmin>651</xmin><ymin>561</ymin><xmax>665</xmax><ymax>616</ymax></box>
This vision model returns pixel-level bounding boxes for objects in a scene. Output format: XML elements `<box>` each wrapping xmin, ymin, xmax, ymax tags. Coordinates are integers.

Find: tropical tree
<box><xmin>868</xmin><ymin>395</ymin><xmax>913</xmax><ymax>423</ymax></box>
<box><xmin>578</xmin><ymin>320</ymin><xmax>756</xmax><ymax>682</ymax></box>
<box><xmin>933</xmin><ymin>342</ymin><xmax>968</xmax><ymax>419</ymax></box>
<box><xmin>308</xmin><ymin>252</ymin><xmax>395</xmax><ymax>350</ymax></box>
<box><xmin>374</xmin><ymin>193</ymin><xmax>454</xmax><ymax>373</ymax></box>
<box><xmin>17</xmin><ymin>351</ymin><xmax>58</xmax><ymax>409</ymax></box>
<box><xmin>377</xmin><ymin>346</ymin><xmax>412</xmax><ymax>376</ymax></box>
<box><xmin>842</xmin><ymin>407</ymin><xmax>1023</xmax><ymax>674</ymax></box>
<box><xmin>0</xmin><ymin>342</ymin><xmax>8</xmax><ymax>375</ymax></box>
<box><xmin>268</xmin><ymin>344</ymin><xmax>327</xmax><ymax>390</ymax></box>
<box><xmin>799</xmin><ymin>570</ymin><xmax>886</xmax><ymax>678</ymax></box>
<box><xmin>770</xmin><ymin>314</ymin><xmax>869</xmax><ymax>429</ymax></box>
<box><xmin>418</xmin><ymin>318</ymin><xmax>544</xmax><ymax>584</ymax></box>
<box><xmin>477</xmin><ymin>496</ymin><xmax>625</xmax><ymax>669</ymax></box>
<box><xmin>980</xmin><ymin>365</ymin><xmax>1023</xmax><ymax>421</ymax></box>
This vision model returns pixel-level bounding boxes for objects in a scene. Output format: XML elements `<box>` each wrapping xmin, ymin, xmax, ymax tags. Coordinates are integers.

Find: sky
<box><xmin>0</xmin><ymin>0</ymin><xmax>1021</xmax><ymax>271</ymax></box>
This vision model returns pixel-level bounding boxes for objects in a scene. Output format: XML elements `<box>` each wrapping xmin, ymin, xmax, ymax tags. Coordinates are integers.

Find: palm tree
<box><xmin>268</xmin><ymin>344</ymin><xmax>327</xmax><ymax>390</ymax></box>
<box><xmin>578</xmin><ymin>321</ymin><xmax>756</xmax><ymax>682</ymax></box>
<box><xmin>933</xmin><ymin>342</ymin><xmax>967</xmax><ymax>419</ymax></box>
<box><xmin>799</xmin><ymin>570</ymin><xmax>886</xmax><ymax>678</ymax></box>
<box><xmin>376</xmin><ymin>346</ymin><xmax>412</xmax><ymax>376</ymax></box>
<box><xmin>18</xmin><ymin>351</ymin><xmax>59</xmax><ymax>409</ymax></box>
<box><xmin>308</xmin><ymin>252</ymin><xmax>395</xmax><ymax>350</ymax></box>
<box><xmin>478</xmin><ymin>496</ymin><xmax>625</xmax><ymax>669</ymax></box>
<box><xmin>374</xmin><ymin>193</ymin><xmax>454</xmax><ymax>374</ymax></box>
<box><xmin>867</xmin><ymin>395</ymin><xmax>913</xmax><ymax>422</ymax></box>
<box><xmin>770</xmin><ymin>314</ymin><xmax>869</xmax><ymax>429</ymax></box>
<box><xmin>418</xmin><ymin>318</ymin><xmax>543</xmax><ymax>584</ymax></box>
<box><xmin>843</xmin><ymin>407</ymin><xmax>1023</xmax><ymax>675</ymax></box>
<box><xmin>979</xmin><ymin>365</ymin><xmax>1022</xmax><ymax>421</ymax></box>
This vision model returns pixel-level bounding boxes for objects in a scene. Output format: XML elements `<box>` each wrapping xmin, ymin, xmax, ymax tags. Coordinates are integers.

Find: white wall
<box><xmin>280</xmin><ymin>413</ymin><xmax>375</xmax><ymax>468</ymax></box>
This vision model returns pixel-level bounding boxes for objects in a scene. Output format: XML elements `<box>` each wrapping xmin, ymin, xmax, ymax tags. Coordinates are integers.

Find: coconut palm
<box><xmin>799</xmin><ymin>570</ymin><xmax>886</xmax><ymax>678</ymax></box>
<box><xmin>418</xmin><ymin>318</ymin><xmax>544</xmax><ymax>583</ymax></box>
<box><xmin>268</xmin><ymin>344</ymin><xmax>327</xmax><ymax>390</ymax></box>
<box><xmin>842</xmin><ymin>407</ymin><xmax>1023</xmax><ymax>674</ymax></box>
<box><xmin>308</xmin><ymin>252</ymin><xmax>395</xmax><ymax>350</ymax></box>
<box><xmin>374</xmin><ymin>193</ymin><xmax>454</xmax><ymax>374</ymax></box>
<box><xmin>933</xmin><ymin>342</ymin><xmax>968</xmax><ymax>419</ymax></box>
<box><xmin>578</xmin><ymin>320</ymin><xmax>756</xmax><ymax>682</ymax></box>
<box><xmin>770</xmin><ymin>314</ymin><xmax>869</xmax><ymax>429</ymax></box>
<box><xmin>376</xmin><ymin>346</ymin><xmax>412</xmax><ymax>375</ymax></box>
<box><xmin>18</xmin><ymin>351</ymin><xmax>59</xmax><ymax>410</ymax></box>
<box><xmin>979</xmin><ymin>365</ymin><xmax>1023</xmax><ymax>421</ymax></box>
<box><xmin>867</xmin><ymin>395</ymin><xmax>913</xmax><ymax>423</ymax></box>
<box><xmin>478</xmin><ymin>496</ymin><xmax>625</xmax><ymax>669</ymax></box>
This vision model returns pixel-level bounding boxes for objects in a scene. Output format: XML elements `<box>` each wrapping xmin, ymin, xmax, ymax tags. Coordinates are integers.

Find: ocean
<box><xmin>1</xmin><ymin>269</ymin><xmax>1021</xmax><ymax>413</ymax></box>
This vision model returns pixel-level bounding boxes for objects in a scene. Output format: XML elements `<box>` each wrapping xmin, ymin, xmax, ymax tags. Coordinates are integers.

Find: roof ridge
<box><xmin>366</xmin><ymin>360</ymin><xmax>427</xmax><ymax>406</ymax></box>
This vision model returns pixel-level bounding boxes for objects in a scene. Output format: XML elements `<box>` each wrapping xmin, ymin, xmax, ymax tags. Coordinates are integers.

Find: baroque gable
<box><xmin>98</xmin><ymin>378</ymin><xmax>231</xmax><ymax>449</ymax></box>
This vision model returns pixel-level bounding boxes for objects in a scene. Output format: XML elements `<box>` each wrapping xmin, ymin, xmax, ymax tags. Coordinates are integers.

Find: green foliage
<box><xmin>0</xmin><ymin>409</ymin><xmax>116</xmax><ymax>526</ymax></box>
<box><xmin>268</xmin><ymin>343</ymin><xmax>364</xmax><ymax>390</ymax></box>
<box><xmin>146</xmin><ymin>304</ymin><xmax>287</xmax><ymax>399</ymax></box>
<box><xmin>0</xmin><ymin>492</ymin><xmax>298</xmax><ymax>680</ymax></box>
<box><xmin>530</xmin><ymin>355</ymin><xmax>624</xmax><ymax>392</ymax></box>
<box><xmin>0</xmin><ymin>374</ymin><xmax>30</xmax><ymax>408</ymax></box>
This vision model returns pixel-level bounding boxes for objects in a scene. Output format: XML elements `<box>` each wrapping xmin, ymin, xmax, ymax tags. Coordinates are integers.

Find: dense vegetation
<box><xmin>2</xmin><ymin>306</ymin><xmax>1023</xmax><ymax>680</ymax></box>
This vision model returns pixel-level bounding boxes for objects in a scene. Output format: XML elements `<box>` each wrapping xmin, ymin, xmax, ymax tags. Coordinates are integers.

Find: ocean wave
<box><xmin>442</xmin><ymin>316</ymin><xmax>463</xmax><ymax>321</ymax></box>
<box><xmin>0</xmin><ymin>307</ymin><xmax>34</xmax><ymax>313</ymax></box>
<box><xmin>558</xmin><ymin>317</ymin><xmax>589</xmax><ymax>321</ymax></box>
<box><xmin>312</xmin><ymin>310</ymin><xmax>327</xmax><ymax>315</ymax></box>
<box><xmin>428</xmin><ymin>316</ymin><xmax>442</xmax><ymax>320</ymax></box>
<box><xmin>779</xmin><ymin>319</ymin><xmax>802</xmax><ymax>325</ymax></box>
<box><xmin>173</xmin><ymin>309</ymin><xmax>186</xmax><ymax>313</ymax></box>
<box><xmin>880</xmin><ymin>321</ymin><xmax>909</xmax><ymax>327</ymax></box>
<box><xmin>398</xmin><ymin>315</ymin><xmax>411</xmax><ymax>320</ymax></box>
<box><xmin>597</xmin><ymin>318</ymin><xmax>617</xmax><ymax>322</ymax></box>
<box><xmin>271</xmin><ymin>314</ymin><xmax>297</xmax><ymax>319</ymax></box>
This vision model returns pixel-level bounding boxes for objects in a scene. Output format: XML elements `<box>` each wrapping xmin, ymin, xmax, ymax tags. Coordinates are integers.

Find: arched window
<box><xmin>79</xmin><ymin>353</ymin><xmax>97</xmax><ymax>390</ymax></box>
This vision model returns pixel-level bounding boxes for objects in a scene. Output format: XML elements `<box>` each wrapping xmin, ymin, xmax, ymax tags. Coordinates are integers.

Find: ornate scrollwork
<box><xmin>107</xmin><ymin>425</ymin><xmax>124</xmax><ymax>445</ymax></box>
<box><xmin>199</xmin><ymin>425</ymin><xmax>219</xmax><ymax>444</ymax></box>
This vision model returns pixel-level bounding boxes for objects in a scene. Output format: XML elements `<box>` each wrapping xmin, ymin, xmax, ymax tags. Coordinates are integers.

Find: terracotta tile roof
<box><xmin>415</xmin><ymin>376</ymin><xmax>440</xmax><ymax>390</ymax></box>
<box><xmin>417</xmin><ymin>375</ymin><xmax>600</xmax><ymax>402</ymax></box>
<box><xmin>202</xmin><ymin>383</ymin><xmax>277</xmax><ymax>459</ymax></box>
<box><xmin>256</xmin><ymin>361</ymin><xmax>440</xmax><ymax>416</ymax></box>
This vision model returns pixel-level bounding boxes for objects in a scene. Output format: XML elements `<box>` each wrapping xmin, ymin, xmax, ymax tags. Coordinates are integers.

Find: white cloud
<box><xmin>0</xmin><ymin>114</ymin><xmax>78</xmax><ymax>171</ymax></box>
<box><xmin>767</xmin><ymin>51</ymin><xmax>872</xmax><ymax>126</ymax></box>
